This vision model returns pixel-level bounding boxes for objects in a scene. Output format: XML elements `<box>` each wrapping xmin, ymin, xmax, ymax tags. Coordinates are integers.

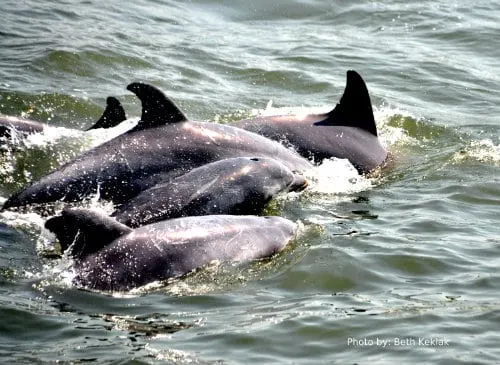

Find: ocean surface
<box><xmin>1</xmin><ymin>0</ymin><xmax>499</xmax><ymax>364</ymax></box>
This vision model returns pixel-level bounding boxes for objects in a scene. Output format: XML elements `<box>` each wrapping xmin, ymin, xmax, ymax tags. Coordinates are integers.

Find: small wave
<box><xmin>146</xmin><ymin>347</ymin><xmax>201</xmax><ymax>363</ymax></box>
<box><xmin>31</xmin><ymin>49</ymin><xmax>153</xmax><ymax>78</ymax></box>
<box><xmin>373</xmin><ymin>106</ymin><xmax>419</xmax><ymax>149</ymax></box>
<box><xmin>24</xmin><ymin>125</ymin><xmax>83</xmax><ymax>146</ymax></box>
<box><xmin>453</xmin><ymin>139</ymin><xmax>500</xmax><ymax>164</ymax></box>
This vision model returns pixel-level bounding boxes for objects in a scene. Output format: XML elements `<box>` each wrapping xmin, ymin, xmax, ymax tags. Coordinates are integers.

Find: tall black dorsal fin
<box><xmin>126</xmin><ymin>82</ymin><xmax>188</xmax><ymax>131</ymax></box>
<box><xmin>45</xmin><ymin>208</ymin><xmax>132</xmax><ymax>259</ymax></box>
<box><xmin>86</xmin><ymin>96</ymin><xmax>127</xmax><ymax>131</ymax></box>
<box><xmin>320</xmin><ymin>70</ymin><xmax>378</xmax><ymax>136</ymax></box>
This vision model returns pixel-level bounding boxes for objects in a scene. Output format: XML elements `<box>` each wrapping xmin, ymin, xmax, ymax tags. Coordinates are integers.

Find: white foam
<box><xmin>0</xmin><ymin>117</ymin><xmax>137</xmax><ymax>158</ymax></box>
<box><xmin>305</xmin><ymin>158</ymin><xmax>373</xmax><ymax>195</ymax></box>
<box><xmin>453</xmin><ymin>138</ymin><xmax>500</xmax><ymax>164</ymax></box>
<box><xmin>373</xmin><ymin>106</ymin><xmax>418</xmax><ymax>148</ymax></box>
<box><xmin>85</xmin><ymin>117</ymin><xmax>138</xmax><ymax>147</ymax></box>
<box><xmin>0</xmin><ymin>210</ymin><xmax>49</xmax><ymax>250</ymax></box>
<box><xmin>23</xmin><ymin>125</ymin><xmax>84</xmax><ymax>147</ymax></box>
<box><xmin>39</xmin><ymin>256</ymin><xmax>76</xmax><ymax>289</ymax></box>
<box><xmin>20</xmin><ymin>117</ymin><xmax>138</xmax><ymax>150</ymax></box>
<box><xmin>252</xmin><ymin>101</ymin><xmax>330</xmax><ymax>118</ymax></box>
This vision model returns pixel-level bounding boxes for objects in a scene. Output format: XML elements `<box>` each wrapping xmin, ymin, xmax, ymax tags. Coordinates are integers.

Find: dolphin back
<box><xmin>86</xmin><ymin>96</ymin><xmax>127</xmax><ymax>130</ymax></box>
<box><xmin>45</xmin><ymin>208</ymin><xmax>132</xmax><ymax>259</ymax></box>
<box><xmin>319</xmin><ymin>70</ymin><xmax>378</xmax><ymax>136</ymax></box>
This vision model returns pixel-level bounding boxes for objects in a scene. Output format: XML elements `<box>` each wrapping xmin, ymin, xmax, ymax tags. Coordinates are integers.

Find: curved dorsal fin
<box><xmin>45</xmin><ymin>208</ymin><xmax>132</xmax><ymax>259</ymax></box>
<box><xmin>86</xmin><ymin>96</ymin><xmax>127</xmax><ymax>131</ymax></box>
<box><xmin>126</xmin><ymin>82</ymin><xmax>188</xmax><ymax>131</ymax></box>
<box><xmin>319</xmin><ymin>70</ymin><xmax>378</xmax><ymax>136</ymax></box>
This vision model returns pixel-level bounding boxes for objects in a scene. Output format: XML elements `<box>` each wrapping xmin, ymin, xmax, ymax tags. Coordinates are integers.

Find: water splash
<box><xmin>20</xmin><ymin>117</ymin><xmax>137</xmax><ymax>150</ymax></box>
<box><xmin>453</xmin><ymin>139</ymin><xmax>500</xmax><ymax>164</ymax></box>
<box><xmin>0</xmin><ymin>209</ymin><xmax>53</xmax><ymax>253</ymax></box>
<box><xmin>305</xmin><ymin>158</ymin><xmax>373</xmax><ymax>195</ymax></box>
<box><xmin>0</xmin><ymin>118</ymin><xmax>138</xmax><ymax>195</ymax></box>
<box><xmin>373</xmin><ymin>106</ymin><xmax>418</xmax><ymax>149</ymax></box>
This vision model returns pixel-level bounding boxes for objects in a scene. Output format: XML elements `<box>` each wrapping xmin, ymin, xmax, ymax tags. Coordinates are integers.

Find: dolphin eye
<box><xmin>250</xmin><ymin>158</ymin><xmax>259</xmax><ymax>161</ymax></box>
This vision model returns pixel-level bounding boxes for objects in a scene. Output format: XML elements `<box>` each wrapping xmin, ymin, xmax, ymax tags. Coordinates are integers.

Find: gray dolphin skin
<box><xmin>0</xmin><ymin>96</ymin><xmax>126</xmax><ymax>140</ymax></box>
<box><xmin>232</xmin><ymin>70</ymin><xmax>387</xmax><ymax>174</ymax></box>
<box><xmin>2</xmin><ymin>83</ymin><xmax>312</xmax><ymax>209</ymax></box>
<box><xmin>45</xmin><ymin>207</ymin><xmax>132</xmax><ymax>259</ymax></box>
<box><xmin>86</xmin><ymin>96</ymin><xmax>127</xmax><ymax>131</ymax></box>
<box><xmin>112</xmin><ymin>156</ymin><xmax>308</xmax><ymax>227</ymax></box>
<box><xmin>45</xmin><ymin>208</ymin><xmax>298</xmax><ymax>291</ymax></box>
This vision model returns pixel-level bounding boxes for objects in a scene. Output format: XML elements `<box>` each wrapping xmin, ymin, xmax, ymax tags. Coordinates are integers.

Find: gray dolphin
<box><xmin>0</xmin><ymin>96</ymin><xmax>126</xmax><ymax>140</ymax></box>
<box><xmin>2</xmin><ymin>83</ymin><xmax>312</xmax><ymax>209</ymax></box>
<box><xmin>232</xmin><ymin>70</ymin><xmax>387</xmax><ymax>173</ymax></box>
<box><xmin>45</xmin><ymin>208</ymin><xmax>298</xmax><ymax>291</ymax></box>
<box><xmin>112</xmin><ymin>156</ymin><xmax>308</xmax><ymax>227</ymax></box>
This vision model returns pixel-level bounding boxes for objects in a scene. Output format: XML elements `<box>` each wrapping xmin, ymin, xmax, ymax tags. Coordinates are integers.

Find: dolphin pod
<box><xmin>232</xmin><ymin>70</ymin><xmax>387</xmax><ymax>173</ymax></box>
<box><xmin>0</xmin><ymin>96</ymin><xmax>127</xmax><ymax>140</ymax></box>
<box><xmin>2</xmin><ymin>83</ymin><xmax>312</xmax><ymax>209</ymax></box>
<box><xmin>45</xmin><ymin>209</ymin><xmax>298</xmax><ymax>291</ymax></box>
<box><xmin>6</xmin><ymin>69</ymin><xmax>388</xmax><ymax>292</ymax></box>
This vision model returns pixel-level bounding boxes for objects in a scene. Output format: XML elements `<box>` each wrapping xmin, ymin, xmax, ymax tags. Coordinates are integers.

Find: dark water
<box><xmin>1</xmin><ymin>1</ymin><xmax>499</xmax><ymax>364</ymax></box>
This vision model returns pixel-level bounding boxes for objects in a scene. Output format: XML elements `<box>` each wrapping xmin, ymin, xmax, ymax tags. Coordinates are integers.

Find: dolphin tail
<box><xmin>86</xmin><ymin>96</ymin><xmax>127</xmax><ymax>131</ymax></box>
<box><xmin>319</xmin><ymin>70</ymin><xmax>378</xmax><ymax>136</ymax></box>
<box><xmin>45</xmin><ymin>208</ymin><xmax>132</xmax><ymax>259</ymax></box>
<box><xmin>126</xmin><ymin>82</ymin><xmax>188</xmax><ymax>131</ymax></box>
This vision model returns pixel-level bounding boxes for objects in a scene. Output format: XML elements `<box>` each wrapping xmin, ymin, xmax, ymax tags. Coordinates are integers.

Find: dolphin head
<box><xmin>246</xmin><ymin>157</ymin><xmax>308</xmax><ymax>197</ymax></box>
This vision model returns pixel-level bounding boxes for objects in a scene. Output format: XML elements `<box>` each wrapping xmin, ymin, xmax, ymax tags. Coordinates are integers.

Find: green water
<box><xmin>1</xmin><ymin>1</ymin><xmax>499</xmax><ymax>364</ymax></box>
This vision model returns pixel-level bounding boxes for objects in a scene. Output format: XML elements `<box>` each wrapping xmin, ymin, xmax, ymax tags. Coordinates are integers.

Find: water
<box><xmin>1</xmin><ymin>0</ymin><xmax>499</xmax><ymax>363</ymax></box>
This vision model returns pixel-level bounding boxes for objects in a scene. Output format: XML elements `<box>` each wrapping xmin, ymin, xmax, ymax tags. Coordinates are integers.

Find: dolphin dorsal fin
<box><xmin>45</xmin><ymin>208</ymin><xmax>132</xmax><ymax>259</ymax></box>
<box><xmin>126</xmin><ymin>82</ymin><xmax>188</xmax><ymax>131</ymax></box>
<box><xmin>322</xmin><ymin>70</ymin><xmax>378</xmax><ymax>136</ymax></box>
<box><xmin>86</xmin><ymin>96</ymin><xmax>127</xmax><ymax>131</ymax></box>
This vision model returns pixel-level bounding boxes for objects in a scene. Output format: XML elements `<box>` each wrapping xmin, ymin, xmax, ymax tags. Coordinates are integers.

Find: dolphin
<box><xmin>112</xmin><ymin>156</ymin><xmax>308</xmax><ymax>227</ymax></box>
<box><xmin>86</xmin><ymin>96</ymin><xmax>127</xmax><ymax>130</ymax></box>
<box><xmin>2</xmin><ymin>83</ymin><xmax>312</xmax><ymax>209</ymax></box>
<box><xmin>0</xmin><ymin>96</ymin><xmax>127</xmax><ymax>140</ymax></box>
<box><xmin>45</xmin><ymin>208</ymin><xmax>298</xmax><ymax>291</ymax></box>
<box><xmin>232</xmin><ymin>70</ymin><xmax>387</xmax><ymax>174</ymax></box>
